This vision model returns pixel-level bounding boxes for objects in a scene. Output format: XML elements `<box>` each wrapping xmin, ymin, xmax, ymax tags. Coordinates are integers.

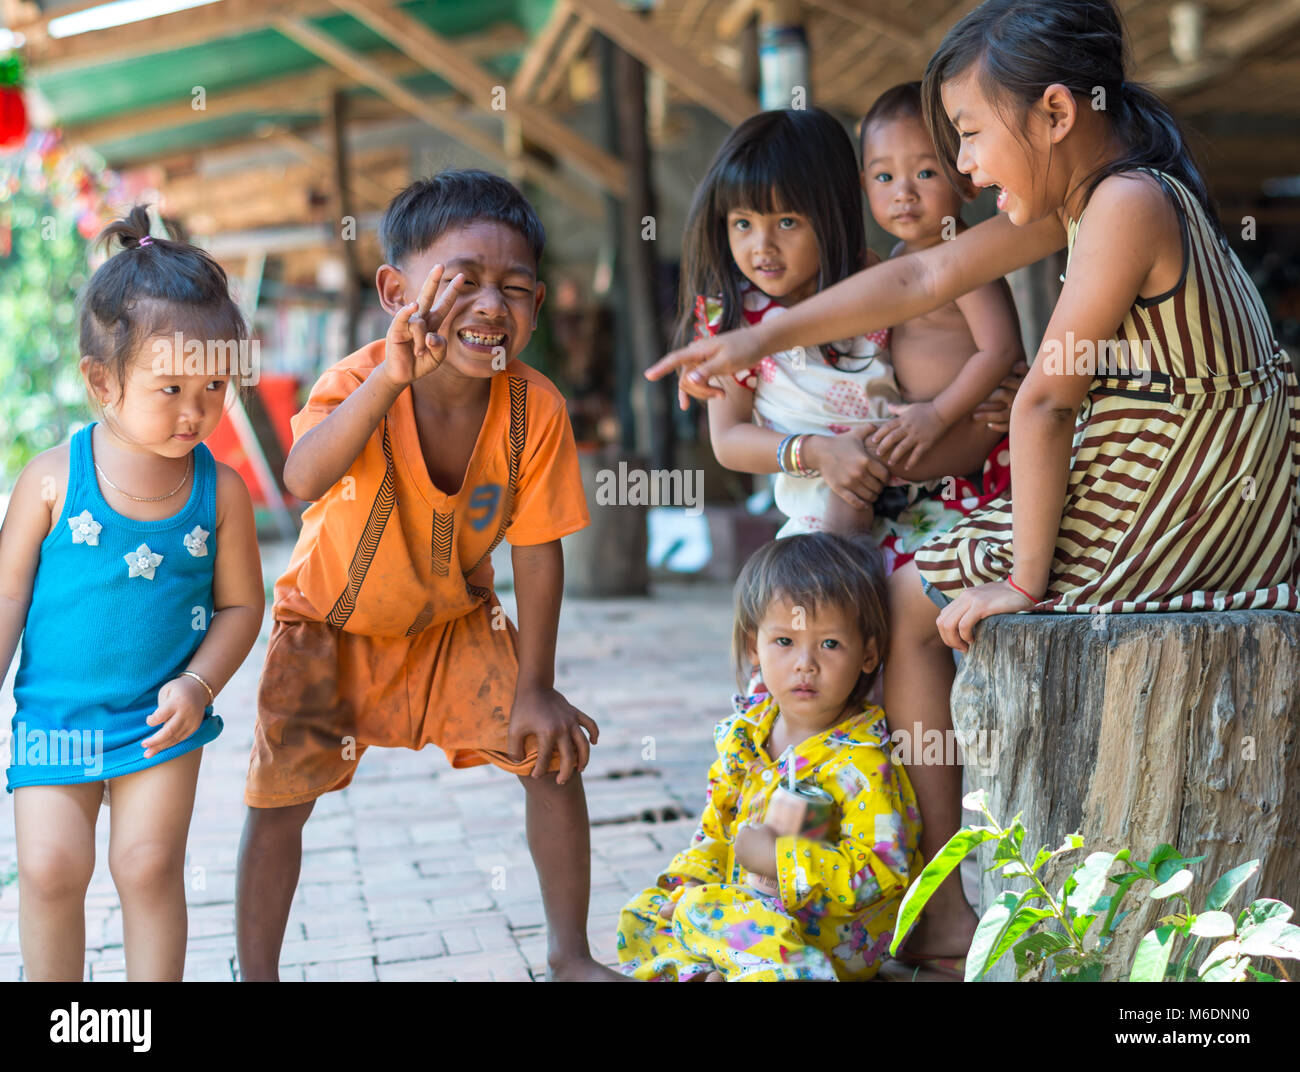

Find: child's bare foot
<box><xmin>705</xmin><ymin>970</ymin><xmax>725</xmax><ymax>982</ymax></box>
<box><xmin>547</xmin><ymin>954</ymin><xmax>635</xmax><ymax>981</ymax></box>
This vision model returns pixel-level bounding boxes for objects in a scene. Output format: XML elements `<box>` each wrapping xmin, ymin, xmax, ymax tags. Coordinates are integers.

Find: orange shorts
<box><xmin>245</xmin><ymin>598</ymin><xmax>552</xmax><ymax>807</ymax></box>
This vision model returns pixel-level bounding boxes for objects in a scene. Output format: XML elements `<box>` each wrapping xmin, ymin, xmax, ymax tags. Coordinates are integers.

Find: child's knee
<box><xmin>109</xmin><ymin>839</ymin><xmax>183</xmax><ymax>894</ymax></box>
<box><xmin>19</xmin><ymin>846</ymin><xmax>94</xmax><ymax>903</ymax></box>
<box><xmin>887</xmin><ymin>563</ymin><xmax>941</xmax><ymax>640</ymax></box>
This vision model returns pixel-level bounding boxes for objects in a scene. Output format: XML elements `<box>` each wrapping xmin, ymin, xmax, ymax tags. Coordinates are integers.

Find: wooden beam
<box><xmin>22</xmin><ymin>1</ymin><xmax>525</xmax><ymax>75</ymax></box>
<box><xmin>569</xmin><ymin>0</ymin><xmax>757</xmax><ymax>125</ymax></box>
<box><xmin>160</xmin><ymin>147</ymin><xmax>406</xmax><ymax>209</ymax></box>
<box><xmin>329</xmin><ymin>0</ymin><xmax>627</xmax><ymax>198</ymax></box>
<box><xmin>22</xmin><ymin>0</ymin><xmax>328</xmax><ymax>72</ymax></box>
<box><xmin>271</xmin><ymin>128</ymin><xmax>396</xmax><ymax>206</ymax></box>
<box><xmin>715</xmin><ymin>0</ymin><xmax>755</xmax><ymax>41</ymax></box>
<box><xmin>272</xmin><ymin>16</ymin><xmax>601</xmax><ymax>219</ymax></box>
<box><xmin>534</xmin><ymin>15</ymin><xmax>593</xmax><ymax>105</ymax></box>
<box><xmin>108</xmin><ymin>96</ymin><xmax>410</xmax><ymax>170</ymax></box>
<box><xmin>672</xmin><ymin>0</ymin><xmax>713</xmax><ymax>46</ymax></box>
<box><xmin>58</xmin><ymin>27</ymin><xmax>524</xmax><ymax>149</ymax></box>
<box><xmin>510</xmin><ymin>0</ymin><xmax>573</xmax><ymax>101</ymax></box>
<box><xmin>62</xmin><ymin>69</ymin><xmax>341</xmax><ymax>147</ymax></box>
<box><xmin>1144</xmin><ymin>0</ymin><xmax>1300</xmax><ymax>92</ymax></box>
<box><xmin>803</xmin><ymin>0</ymin><xmax>930</xmax><ymax>46</ymax></box>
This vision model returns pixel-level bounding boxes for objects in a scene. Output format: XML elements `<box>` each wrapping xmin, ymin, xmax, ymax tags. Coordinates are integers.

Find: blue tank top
<box><xmin>6</xmin><ymin>423</ymin><xmax>223</xmax><ymax>791</ymax></box>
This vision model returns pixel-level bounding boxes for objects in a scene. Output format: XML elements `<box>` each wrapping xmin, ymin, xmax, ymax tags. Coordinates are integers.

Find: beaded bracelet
<box><xmin>776</xmin><ymin>433</ymin><xmax>798</xmax><ymax>475</ymax></box>
<box><xmin>792</xmin><ymin>435</ymin><xmax>821</xmax><ymax>478</ymax></box>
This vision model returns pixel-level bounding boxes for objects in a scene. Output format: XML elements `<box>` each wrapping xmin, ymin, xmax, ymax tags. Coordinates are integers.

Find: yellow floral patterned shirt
<box><xmin>663</xmin><ymin>696</ymin><xmax>923</xmax><ymax>930</ymax></box>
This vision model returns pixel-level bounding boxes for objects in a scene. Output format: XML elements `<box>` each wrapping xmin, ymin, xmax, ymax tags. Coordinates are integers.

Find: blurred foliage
<box><xmin>0</xmin><ymin>178</ymin><xmax>93</xmax><ymax>491</ymax></box>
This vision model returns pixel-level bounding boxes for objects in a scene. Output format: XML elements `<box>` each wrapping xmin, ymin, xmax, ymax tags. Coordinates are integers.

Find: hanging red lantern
<box><xmin>0</xmin><ymin>55</ymin><xmax>27</xmax><ymax>150</ymax></box>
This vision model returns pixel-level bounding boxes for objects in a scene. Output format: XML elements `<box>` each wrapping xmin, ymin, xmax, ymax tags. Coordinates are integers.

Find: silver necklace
<box><xmin>94</xmin><ymin>453</ymin><xmax>192</xmax><ymax>502</ymax></box>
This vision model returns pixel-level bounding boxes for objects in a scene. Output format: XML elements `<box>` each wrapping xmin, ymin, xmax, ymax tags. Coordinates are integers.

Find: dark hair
<box><xmin>79</xmin><ymin>205</ymin><xmax>250</xmax><ymax>414</ymax></box>
<box><xmin>858</xmin><ymin>81</ymin><xmax>924</xmax><ymax>164</ymax></box>
<box><xmin>379</xmin><ymin>168</ymin><xmax>545</xmax><ymax>270</ymax></box>
<box><xmin>732</xmin><ymin>533</ymin><xmax>889</xmax><ymax>714</ymax></box>
<box><xmin>921</xmin><ymin>0</ymin><xmax>1222</xmax><ymax>234</ymax></box>
<box><xmin>675</xmin><ymin>108</ymin><xmax>867</xmax><ymax>351</ymax></box>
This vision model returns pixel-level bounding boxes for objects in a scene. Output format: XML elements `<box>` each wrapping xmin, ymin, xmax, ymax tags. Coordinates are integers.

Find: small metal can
<box><xmin>744</xmin><ymin>782</ymin><xmax>839</xmax><ymax>895</ymax></box>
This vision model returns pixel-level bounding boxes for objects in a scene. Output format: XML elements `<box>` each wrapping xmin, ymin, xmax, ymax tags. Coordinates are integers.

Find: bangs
<box><xmin>711</xmin><ymin>137</ymin><xmax>811</xmax><ymax>221</ymax></box>
<box><xmin>131</xmin><ymin>298</ymin><xmax>252</xmax><ymax>385</ymax></box>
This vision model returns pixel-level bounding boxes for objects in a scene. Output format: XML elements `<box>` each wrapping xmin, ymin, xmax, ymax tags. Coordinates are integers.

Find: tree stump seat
<box><xmin>950</xmin><ymin>610</ymin><xmax>1300</xmax><ymax>980</ymax></box>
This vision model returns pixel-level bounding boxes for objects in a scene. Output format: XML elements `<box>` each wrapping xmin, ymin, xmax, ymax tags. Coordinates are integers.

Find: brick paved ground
<box><xmin>0</xmin><ymin>538</ymin><xmax>969</xmax><ymax>982</ymax></box>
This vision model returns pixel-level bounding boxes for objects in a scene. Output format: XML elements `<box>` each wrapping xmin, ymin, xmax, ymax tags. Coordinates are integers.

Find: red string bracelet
<box><xmin>1007</xmin><ymin>577</ymin><xmax>1040</xmax><ymax>604</ymax></box>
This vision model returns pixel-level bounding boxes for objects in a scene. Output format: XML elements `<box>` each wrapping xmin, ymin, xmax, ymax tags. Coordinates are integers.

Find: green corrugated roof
<box><xmin>32</xmin><ymin>0</ymin><xmax>556</xmax><ymax>161</ymax></box>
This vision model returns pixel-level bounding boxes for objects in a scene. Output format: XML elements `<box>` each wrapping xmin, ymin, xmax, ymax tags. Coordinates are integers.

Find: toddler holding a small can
<box><xmin>615</xmin><ymin>533</ymin><xmax>923</xmax><ymax>981</ymax></box>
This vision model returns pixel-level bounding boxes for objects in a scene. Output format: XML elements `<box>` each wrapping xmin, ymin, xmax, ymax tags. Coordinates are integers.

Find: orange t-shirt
<box><xmin>273</xmin><ymin>340</ymin><xmax>590</xmax><ymax>637</ymax></box>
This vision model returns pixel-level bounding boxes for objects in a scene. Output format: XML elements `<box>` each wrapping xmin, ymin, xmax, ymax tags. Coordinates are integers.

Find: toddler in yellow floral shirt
<box><xmin>616</xmin><ymin>533</ymin><xmax>923</xmax><ymax>981</ymax></box>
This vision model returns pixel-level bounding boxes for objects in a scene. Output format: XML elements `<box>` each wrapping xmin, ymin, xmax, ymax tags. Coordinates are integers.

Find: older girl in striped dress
<box><xmin>648</xmin><ymin>0</ymin><xmax>1297</xmax><ymax>975</ymax></box>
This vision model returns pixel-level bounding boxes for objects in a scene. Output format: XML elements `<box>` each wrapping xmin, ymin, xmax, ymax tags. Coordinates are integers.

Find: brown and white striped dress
<box><xmin>914</xmin><ymin>168</ymin><xmax>1300</xmax><ymax>613</ymax></box>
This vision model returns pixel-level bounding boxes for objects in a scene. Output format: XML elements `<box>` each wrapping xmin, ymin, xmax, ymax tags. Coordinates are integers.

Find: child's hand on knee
<box><xmin>508</xmin><ymin>685</ymin><xmax>600</xmax><ymax>786</ymax></box>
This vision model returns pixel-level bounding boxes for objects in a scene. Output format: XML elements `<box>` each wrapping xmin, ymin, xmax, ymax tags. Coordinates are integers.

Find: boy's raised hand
<box><xmin>383</xmin><ymin>263</ymin><xmax>466</xmax><ymax>387</ymax></box>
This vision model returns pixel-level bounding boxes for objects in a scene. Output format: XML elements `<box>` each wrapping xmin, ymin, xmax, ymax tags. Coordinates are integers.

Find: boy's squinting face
<box><xmin>747</xmin><ymin>595</ymin><xmax>878</xmax><ymax>728</ymax></box>
<box><xmin>861</xmin><ymin>115</ymin><xmax>965</xmax><ymax>244</ymax></box>
<box><xmin>389</xmin><ymin>220</ymin><xmax>544</xmax><ymax>378</ymax></box>
<box><xmin>726</xmin><ymin>201</ymin><xmax>821</xmax><ymax>305</ymax></box>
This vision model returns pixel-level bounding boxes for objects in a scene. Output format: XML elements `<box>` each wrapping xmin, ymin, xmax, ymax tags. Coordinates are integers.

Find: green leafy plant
<box><xmin>890</xmin><ymin>789</ymin><xmax>1300</xmax><ymax>982</ymax></box>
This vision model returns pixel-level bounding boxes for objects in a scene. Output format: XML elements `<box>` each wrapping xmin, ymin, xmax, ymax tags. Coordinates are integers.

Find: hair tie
<box><xmin>137</xmin><ymin>235</ymin><xmax>154</xmax><ymax>247</ymax></box>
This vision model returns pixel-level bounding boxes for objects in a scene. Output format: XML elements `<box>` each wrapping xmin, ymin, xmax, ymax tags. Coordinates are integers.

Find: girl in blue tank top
<box><xmin>0</xmin><ymin>207</ymin><xmax>264</xmax><ymax>980</ymax></box>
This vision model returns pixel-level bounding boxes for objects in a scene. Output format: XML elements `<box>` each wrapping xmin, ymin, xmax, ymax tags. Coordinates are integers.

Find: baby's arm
<box><xmin>874</xmin><ymin>279</ymin><xmax>1023</xmax><ymax>470</ymax></box>
<box><xmin>0</xmin><ymin>454</ymin><xmax>60</xmax><ymax>691</ymax></box>
<box><xmin>143</xmin><ymin>463</ymin><xmax>264</xmax><ymax>757</ymax></box>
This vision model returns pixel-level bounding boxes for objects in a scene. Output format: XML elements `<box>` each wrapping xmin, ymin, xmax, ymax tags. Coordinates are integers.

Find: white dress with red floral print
<box><xmin>696</xmin><ymin>284</ymin><xmax>899</xmax><ymax>539</ymax></box>
<box><xmin>696</xmin><ymin>283</ymin><xmax>1012</xmax><ymax>575</ymax></box>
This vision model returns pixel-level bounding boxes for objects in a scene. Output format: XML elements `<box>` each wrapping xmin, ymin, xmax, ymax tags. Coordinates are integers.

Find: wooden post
<box><xmin>612</xmin><ymin>36</ymin><xmax>672</xmax><ymax>472</ymax></box>
<box><xmin>597</xmin><ymin>35</ymin><xmax>635</xmax><ymax>454</ymax></box>
<box><xmin>327</xmin><ymin>90</ymin><xmax>362</xmax><ymax>355</ymax></box>
<box><xmin>950</xmin><ymin>611</ymin><xmax>1300</xmax><ymax>981</ymax></box>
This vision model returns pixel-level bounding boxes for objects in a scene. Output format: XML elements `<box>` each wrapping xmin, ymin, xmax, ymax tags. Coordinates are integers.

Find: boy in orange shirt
<box><xmin>236</xmin><ymin>169</ymin><xmax>625</xmax><ymax>981</ymax></box>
